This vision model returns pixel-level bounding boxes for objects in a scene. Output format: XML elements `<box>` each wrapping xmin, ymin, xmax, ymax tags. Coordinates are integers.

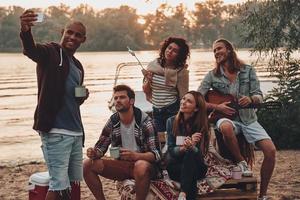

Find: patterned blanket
<box><xmin>116</xmin><ymin>145</ymin><xmax>234</xmax><ymax>199</ymax></box>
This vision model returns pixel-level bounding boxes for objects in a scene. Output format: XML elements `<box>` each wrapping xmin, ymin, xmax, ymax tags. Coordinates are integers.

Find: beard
<box><xmin>115</xmin><ymin>104</ymin><xmax>130</xmax><ymax>113</ymax></box>
<box><xmin>215</xmin><ymin>55</ymin><xmax>227</xmax><ymax>65</ymax></box>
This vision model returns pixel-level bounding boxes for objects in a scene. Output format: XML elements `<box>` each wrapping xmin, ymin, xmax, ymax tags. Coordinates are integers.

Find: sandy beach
<box><xmin>0</xmin><ymin>150</ymin><xmax>299</xmax><ymax>200</ymax></box>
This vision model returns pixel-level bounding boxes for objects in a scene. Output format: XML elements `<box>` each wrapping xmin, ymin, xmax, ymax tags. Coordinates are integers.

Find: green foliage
<box><xmin>193</xmin><ymin>0</ymin><xmax>224</xmax><ymax>47</ymax></box>
<box><xmin>0</xmin><ymin>1</ymin><xmax>247</xmax><ymax>52</ymax></box>
<box><xmin>240</xmin><ymin>0</ymin><xmax>300</xmax><ymax>149</ymax></box>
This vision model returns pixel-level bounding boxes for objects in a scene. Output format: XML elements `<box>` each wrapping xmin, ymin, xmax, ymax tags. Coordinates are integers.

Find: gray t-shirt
<box><xmin>120</xmin><ymin>118</ymin><xmax>140</xmax><ymax>152</ymax></box>
<box><xmin>52</xmin><ymin>57</ymin><xmax>83</xmax><ymax>135</ymax></box>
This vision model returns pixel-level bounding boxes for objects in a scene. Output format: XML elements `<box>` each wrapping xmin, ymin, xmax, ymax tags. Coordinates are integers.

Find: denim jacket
<box><xmin>198</xmin><ymin>65</ymin><xmax>263</xmax><ymax>125</ymax></box>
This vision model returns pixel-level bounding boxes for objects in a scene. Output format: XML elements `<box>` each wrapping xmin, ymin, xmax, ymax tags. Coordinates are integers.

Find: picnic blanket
<box><xmin>116</xmin><ymin>145</ymin><xmax>234</xmax><ymax>200</ymax></box>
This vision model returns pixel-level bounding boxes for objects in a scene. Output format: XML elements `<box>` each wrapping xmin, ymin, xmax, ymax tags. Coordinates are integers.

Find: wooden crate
<box><xmin>199</xmin><ymin>177</ymin><xmax>257</xmax><ymax>200</ymax></box>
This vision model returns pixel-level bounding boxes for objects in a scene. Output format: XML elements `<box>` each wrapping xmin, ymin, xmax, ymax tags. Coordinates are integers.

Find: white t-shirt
<box><xmin>120</xmin><ymin>118</ymin><xmax>140</xmax><ymax>152</ymax></box>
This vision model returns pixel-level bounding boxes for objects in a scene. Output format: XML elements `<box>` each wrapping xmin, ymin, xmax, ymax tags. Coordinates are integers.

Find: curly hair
<box><xmin>158</xmin><ymin>37</ymin><xmax>190</xmax><ymax>69</ymax></box>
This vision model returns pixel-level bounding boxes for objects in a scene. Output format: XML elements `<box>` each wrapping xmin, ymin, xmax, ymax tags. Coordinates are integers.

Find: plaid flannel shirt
<box><xmin>94</xmin><ymin>107</ymin><xmax>161</xmax><ymax>162</ymax></box>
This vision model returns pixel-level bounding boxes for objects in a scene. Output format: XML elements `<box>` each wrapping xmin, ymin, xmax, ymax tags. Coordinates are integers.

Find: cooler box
<box><xmin>28</xmin><ymin>171</ymin><xmax>80</xmax><ymax>200</ymax></box>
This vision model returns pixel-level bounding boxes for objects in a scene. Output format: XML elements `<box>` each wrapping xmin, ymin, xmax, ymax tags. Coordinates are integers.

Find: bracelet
<box><xmin>215</xmin><ymin>104</ymin><xmax>219</xmax><ymax>110</ymax></box>
<box><xmin>250</xmin><ymin>96</ymin><xmax>254</xmax><ymax>104</ymax></box>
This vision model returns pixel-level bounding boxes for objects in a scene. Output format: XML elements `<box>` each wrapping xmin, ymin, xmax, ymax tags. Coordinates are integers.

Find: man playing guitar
<box><xmin>198</xmin><ymin>39</ymin><xmax>276</xmax><ymax>200</ymax></box>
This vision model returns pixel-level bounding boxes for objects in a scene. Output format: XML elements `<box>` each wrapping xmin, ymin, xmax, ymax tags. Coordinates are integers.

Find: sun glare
<box><xmin>138</xmin><ymin>18</ymin><xmax>146</xmax><ymax>25</ymax></box>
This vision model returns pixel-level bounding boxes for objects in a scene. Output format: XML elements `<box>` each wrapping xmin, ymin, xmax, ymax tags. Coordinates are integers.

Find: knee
<box><xmin>133</xmin><ymin>160</ymin><xmax>152</xmax><ymax>179</ymax></box>
<box><xmin>219</xmin><ymin>122</ymin><xmax>235</xmax><ymax>138</ymax></box>
<box><xmin>83</xmin><ymin>158</ymin><xmax>103</xmax><ymax>176</ymax></box>
<box><xmin>183</xmin><ymin>150</ymin><xmax>197</xmax><ymax>160</ymax></box>
<box><xmin>264</xmin><ymin>144</ymin><xmax>276</xmax><ymax>160</ymax></box>
<box><xmin>83</xmin><ymin>159</ymin><xmax>92</xmax><ymax>177</ymax></box>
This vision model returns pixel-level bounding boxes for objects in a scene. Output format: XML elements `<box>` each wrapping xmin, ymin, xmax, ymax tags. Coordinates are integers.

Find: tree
<box><xmin>95</xmin><ymin>6</ymin><xmax>145</xmax><ymax>51</ymax></box>
<box><xmin>192</xmin><ymin>0</ymin><xmax>224</xmax><ymax>47</ymax></box>
<box><xmin>144</xmin><ymin>4</ymin><xmax>172</xmax><ymax>47</ymax></box>
<box><xmin>239</xmin><ymin>0</ymin><xmax>300</xmax><ymax>149</ymax></box>
<box><xmin>144</xmin><ymin>3</ymin><xmax>191</xmax><ymax>48</ymax></box>
<box><xmin>0</xmin><ymin>6</ymin><xmax>24</xmax><ymax>51</ymax></box>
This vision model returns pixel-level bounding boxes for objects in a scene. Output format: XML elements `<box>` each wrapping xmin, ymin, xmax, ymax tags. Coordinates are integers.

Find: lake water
<box><xmin>0</xmin><ymin>50</ymin><xmax>278</xmax><ymax>166</ymax></box>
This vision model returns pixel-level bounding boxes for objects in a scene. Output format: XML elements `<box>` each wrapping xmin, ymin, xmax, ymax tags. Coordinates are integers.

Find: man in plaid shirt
<box><xmin>83</xmin><ymin>84</ymin><xmax>161</xmax><ymax>200</ymax></box>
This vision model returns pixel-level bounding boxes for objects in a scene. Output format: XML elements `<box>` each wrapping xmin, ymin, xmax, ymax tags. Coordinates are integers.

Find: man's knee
<box><xmin>83</xmin><ymin>158</ymin><xmax>104</xmax><ymax>175</ymax></box>
<box><xmin>261</xmin><ymin>140</ymin><xmax>276</xmax><ymax>160</ymax></box>
<box><xmin>133</xmin><ymin>160</ymin><xmax>152</xmax><ymax>179</ymax></box>
<box><xmin>219</xmin><ymin>121</ymin><xmax>235</xmax><ymax>138</ymax></box>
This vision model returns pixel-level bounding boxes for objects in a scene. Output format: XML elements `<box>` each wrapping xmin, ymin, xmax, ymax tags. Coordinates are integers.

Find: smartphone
<box><xmin>35</xmin><ymin>13</ymin><xmax>44</xmax><ymax>23</ymax></box>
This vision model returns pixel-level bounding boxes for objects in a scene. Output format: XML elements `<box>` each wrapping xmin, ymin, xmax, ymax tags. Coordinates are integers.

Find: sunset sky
<box><xmin>2</xmin><ymin>0</ymin><xmax>245</xmax><ymax>14</ymax></box>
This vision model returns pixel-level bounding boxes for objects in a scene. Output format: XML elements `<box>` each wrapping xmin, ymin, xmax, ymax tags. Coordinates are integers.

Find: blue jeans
<box><xmin>152</xmin><ymin>100</ymin><xmax>179</xmax><ymax>132</ymax></box>
<box><xmin>40</xmin><ymin>133</ymin><xmax>83</xmax><ymax>191</ymax></box>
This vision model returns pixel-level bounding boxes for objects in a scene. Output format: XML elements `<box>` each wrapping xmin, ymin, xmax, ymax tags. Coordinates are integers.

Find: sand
<box><xmin>0</xmin><ymin>150</ymin><xmax>299</xmax><ymax>200</ymax></box>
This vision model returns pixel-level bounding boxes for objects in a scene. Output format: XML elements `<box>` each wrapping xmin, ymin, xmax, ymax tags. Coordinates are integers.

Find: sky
<box><xmin>1</xmin><ymin>0</ymin><xmax>245</xmax><ymax>14</ymax></box>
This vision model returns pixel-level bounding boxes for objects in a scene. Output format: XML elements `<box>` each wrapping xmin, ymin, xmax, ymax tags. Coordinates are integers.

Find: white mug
<box><xmin>75</xmin><ymin>86</ymin><xmax>87</xmax><ymax>98</ymax></box>
<box><xmin>176</xmin><ymin>136</ymin><xmax>185</xmax><ymax>146</ymax></box>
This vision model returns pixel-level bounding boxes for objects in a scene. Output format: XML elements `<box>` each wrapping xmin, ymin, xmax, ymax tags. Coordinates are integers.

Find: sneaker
<box><xmin>237</xmin><ymin>160</ymin><xmax>253</xmax><ymax>177</ymax></box>
<box><xmin>258</xmin><ymin>196</ymin><xmax>272</xmax><ymax>200</ymax></box>
<box><xmin>178</xmin><ymin>192</ymin><xmax>186</xmax><ymax>200</ymax></box>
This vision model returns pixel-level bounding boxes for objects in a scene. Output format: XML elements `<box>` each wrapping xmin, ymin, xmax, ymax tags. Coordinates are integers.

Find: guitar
<box><xmin>205</xmin><ymin>90</ymin><xmax>282</xmax><ymax>123</ymax></box>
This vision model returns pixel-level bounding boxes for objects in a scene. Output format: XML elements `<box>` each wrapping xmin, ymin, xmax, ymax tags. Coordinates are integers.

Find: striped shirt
<box><xmin>151</xmin><ymin>73</ymin><xmax>178</xmax><ymax>108</ymax></box>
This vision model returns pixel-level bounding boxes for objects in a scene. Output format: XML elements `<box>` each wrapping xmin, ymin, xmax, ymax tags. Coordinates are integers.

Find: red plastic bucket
<box><xmin>28</xmin><ymin>171</ymin><xmax>80</xmax><ymax>200</ymax></box>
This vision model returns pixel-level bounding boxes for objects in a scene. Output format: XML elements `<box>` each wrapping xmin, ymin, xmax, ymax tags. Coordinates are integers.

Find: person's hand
<box><xmin>86</xmin><ymin>147</ymin><xmax>102</xmax><ymax>159</ymax></box>
<box><xmin>191</xmin><ymin>132</ymin><xmax>202</xmax><ymax>145</ymax></box>
<box><xmin>238</xmin><ymin>95</ymin><xmax>252</xmax><ymax>107</ymax></box>
<box><xmin>119</xmin><ymin>148</ymin><xmax>138</xmax><ymax>161</ymax></box>
<box><xmin>183</xmin><ymin>136</ymin><xmax>193</xmax><ymax>150</ymax></box>
<box><xmin>86</xmin><ymin>147</ymin><xmax>97</xmax><ymax>159</ymax></box>
<box><xmin>20</xmin><ymin>10</ymin><xmax>37</xmax><ymax>32</ymax></box>
<box><xmin>144</xmin><ymin>71</ymin><xmax>153</xmax><ymax>83</ymax></box>
<box><xmin>216</xmin><ymin>101</ymin><xmax>236</xmax><ymax>116</ymax></box>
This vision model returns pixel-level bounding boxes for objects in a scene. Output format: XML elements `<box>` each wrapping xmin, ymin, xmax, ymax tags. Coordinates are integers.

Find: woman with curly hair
<box><xmin>143</xmin><ymin>37</ymin><xmax>190</xmax><ymax>132</ymax></box>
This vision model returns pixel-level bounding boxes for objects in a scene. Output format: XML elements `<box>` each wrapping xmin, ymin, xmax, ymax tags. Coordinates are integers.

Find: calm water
<box><xmin>0</xmin><ymin>50</ymin><xmax>277</xmax><ymax>166</ymax></box>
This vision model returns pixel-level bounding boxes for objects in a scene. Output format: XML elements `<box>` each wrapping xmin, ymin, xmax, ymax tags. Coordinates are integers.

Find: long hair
<box><xmin>158</xmin><ymin>37</ymin><xmax>190</xmax><ymax>69</ymax></box>
<box><xmin>213</xmin><ymin>38</ymin><xmax>245</xmax><ymax>76</ymax></box>
<box><xmin>172</xmin><ymin>91</ymin><xmax>210</xmax><ymax>155</ymax></box>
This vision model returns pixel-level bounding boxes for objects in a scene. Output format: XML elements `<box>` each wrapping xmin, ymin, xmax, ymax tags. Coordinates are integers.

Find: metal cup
<box><xmin>75</xmin><ymin>86</ymin><xmax>87</xmax><ymax>98</ymax></box>
<box><xmin>232</xmin><ymin>166</ymin><xmax>242</xmax><ymax>179</ymax></box>
<box><xmin>109</xmin><ymin>147</ymin><xmax>120</xmax><ymax>159</ymax></box>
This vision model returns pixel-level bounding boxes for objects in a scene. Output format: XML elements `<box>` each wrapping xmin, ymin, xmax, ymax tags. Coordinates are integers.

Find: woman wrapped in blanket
<box><xmin>166</xmin><ymin>91</ymin><xmax>209</xmax><ymax>200</ymax></box>
<box><xmin>142</xmin><ymin>37</ymin><xmax>190</xmax><ymax>132</ymax></box>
